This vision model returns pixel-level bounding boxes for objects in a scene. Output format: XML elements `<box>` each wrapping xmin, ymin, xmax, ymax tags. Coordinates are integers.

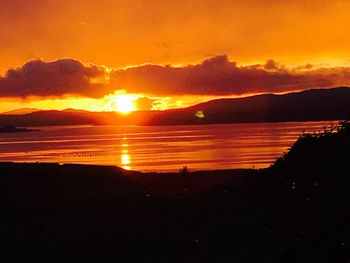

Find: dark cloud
<box><xmin>110</xmin><ymin>55</ymin><xmax>350</xmax><ymax>96</ymax></box>
<box><xmin>0</xmin><ymin>58</ymin><xmax>109</xmax><ymax>98</ymax></box>
<box><xmin>264</xmin><ymin>59</ymin><xmax>279</xmax><ymax>70</ymax></box>
<box><xmin>2</xmin><ymin>55</ymin><xmax>350</xmax><ymax>99</ymax></box>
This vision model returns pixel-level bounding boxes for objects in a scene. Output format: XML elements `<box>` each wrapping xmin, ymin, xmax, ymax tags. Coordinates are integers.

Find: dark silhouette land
<box><xmin>1</xmin><ymin>87</ymin><xmax>350</xmax><ymax>127</ymax></box>
<box><xmin>0</xmin><ymin>125</ymin><xmax>38</xmax><ymax>133</ymax></box>
<box><xmin>1</xmin><ymin>121</ymin><xmax>349</xmax><ymax>262</ymax></box>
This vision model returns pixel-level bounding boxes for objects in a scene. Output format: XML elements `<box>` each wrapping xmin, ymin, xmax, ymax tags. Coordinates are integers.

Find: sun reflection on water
<box><xmin>120</xmin><ymin>142</ymin><xmax>131</xmax><ymax>170</ymax></box>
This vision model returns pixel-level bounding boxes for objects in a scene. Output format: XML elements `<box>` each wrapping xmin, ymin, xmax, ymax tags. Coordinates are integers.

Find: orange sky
<box><xmin>1</xmin><ymin>0</ymin><xmax>350</xmax><ymax>112</ymax></box>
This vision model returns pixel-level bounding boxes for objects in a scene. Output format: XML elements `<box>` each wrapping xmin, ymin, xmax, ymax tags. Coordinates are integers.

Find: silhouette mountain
<box><xmin>0</xmin><ymin>108</ymin><xmax>41</xmax><ymax>115</ymax></box>
<box><xmin>148</xmin><ymin>87</ymin><xmax>350</xmax><ymax>125</ymax></box>
<box><xmin>1</xmin><ymin>87</ymin><xmax>349</xmax><ymax>126</ymax></box>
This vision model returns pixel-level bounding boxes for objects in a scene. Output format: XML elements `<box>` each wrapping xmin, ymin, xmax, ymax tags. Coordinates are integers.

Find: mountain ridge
<box><xmin>1</xmin><ymin>87</ymin><xmax>349</xmax><ymax>126</ymax></box>
<box><xmin>1</xmin><ymin>108</ymin><xmax>41</xmax><ymax>115</ymax></box>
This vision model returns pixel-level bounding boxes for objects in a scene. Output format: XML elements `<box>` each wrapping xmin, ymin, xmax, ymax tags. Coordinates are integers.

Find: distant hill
<box><xmin>1</xmin><ymin>108</ymin><xmax>41</xmax><ymax>115</ymax></box>
<box><xmin>0</xmin><ymin>87</ymin><xmax>350</xmax><ymax>127</ymax></box>
<box><xmin>147</xmin><ymin>87</ymin><xmax>350</xmax><ymax>125</ymax></box>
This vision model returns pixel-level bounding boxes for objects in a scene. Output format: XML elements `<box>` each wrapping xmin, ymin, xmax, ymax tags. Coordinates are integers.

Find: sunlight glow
<box><xmin>106</xmin><ymin>94</ymin><xmax>137</xmax><ymax>114</ymax></box>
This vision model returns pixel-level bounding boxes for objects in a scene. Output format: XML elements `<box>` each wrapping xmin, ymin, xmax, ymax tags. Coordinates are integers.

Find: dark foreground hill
<box><xmin>1</xmin><ymin>87</ymin><xmax>350</xmax><ymax>126</ymax></box>
<box><xmin>1</xmin><ymin>121</ymin><xmax>350</xmax><ymax>262</ymax></box>
<box><xmin>267</xmin><ymin>121</ymin><xmax>350</xmax><ymax>262</ymax></box>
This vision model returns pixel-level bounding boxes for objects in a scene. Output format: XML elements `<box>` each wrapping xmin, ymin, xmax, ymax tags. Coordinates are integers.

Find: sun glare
<box><xmin>107</xmin><ymin>95</ymin><xmax>137</xmax><ymax>114</ymax></box>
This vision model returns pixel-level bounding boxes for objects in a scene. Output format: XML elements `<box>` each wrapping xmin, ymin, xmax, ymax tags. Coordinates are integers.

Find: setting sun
<box><xmin>107</xmin><ymin>95</ymin><xmax>137</xmax><ymax>114</ymax></box>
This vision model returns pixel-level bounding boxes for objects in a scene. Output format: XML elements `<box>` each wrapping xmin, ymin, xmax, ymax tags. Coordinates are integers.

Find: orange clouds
<box><xmin>2</xmin><ymin>55</ymin><xmax>350</xmax><ymax>100</ymax></box>
<box><xmin>0</xmin><ymin>59</ymin><xmax>108</xmax><ymax>98</ymax></box>
<box><xmin>109</xmin><ymin>55</ymin><xmax>350</xmax><ymax>96</ymax></box>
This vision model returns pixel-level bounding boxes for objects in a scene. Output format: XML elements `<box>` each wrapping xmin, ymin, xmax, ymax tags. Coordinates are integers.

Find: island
<box><xmin>0</xmin><ymin>125</ymin><xmax>39</xmax><ymax>133</ymax></box>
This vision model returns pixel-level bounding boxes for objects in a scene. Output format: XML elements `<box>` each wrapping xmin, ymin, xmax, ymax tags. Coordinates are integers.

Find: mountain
<box><xmin>0</xmin><ymin>87</ymin><xmax>349</xmax><ymax>127</ymax></box>
<box><xmin>146</xmin><ymin>87</ymin><xmax>350</xmax><ymax>125</ymax></box>
<box><xmin>1</xmin><ymin>108</ymin><xmax>41</xmax><ymax>115</ymax></box>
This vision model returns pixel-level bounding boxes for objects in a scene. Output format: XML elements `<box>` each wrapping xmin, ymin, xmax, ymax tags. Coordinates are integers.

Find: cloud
<box><xmin>0</xmin><ymin>58</ymin><xmax>110</xmax><ymax>98</ymax></box>
<box><xmin>264</xmin><ymin>59</ymin><xmax>280</xmax><ymax>70</ymax></box>
<box><xmin>2</xmin><ymin>55</ymin><xmax>350</xmax><ymax>99</ymax></box>
<box><xmin>110</xmin><ymin>55</ymin><xmax>350</xmax><ymax>96</ymax></box>
<box><xmin>135</xmin><ymin>96</ymin><xmax>155</xmax><ymax>111</ymax></box>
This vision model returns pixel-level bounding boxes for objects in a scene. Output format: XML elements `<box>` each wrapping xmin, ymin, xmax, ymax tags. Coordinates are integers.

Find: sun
<box><xmin>107</xmin><ymin>95</ymin><xmax>137</xmax><ymax>114</ymax></box>
<box><xmin>115</xmin><ymin>96</ymin><xmax>135</xmax><ymax>114</ymax></box>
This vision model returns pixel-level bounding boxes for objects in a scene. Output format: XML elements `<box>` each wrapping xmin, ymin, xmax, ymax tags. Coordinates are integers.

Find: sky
<box><xmin>1</xmin><ymin>0</ymin><xmax>350</xmax><ymax>112</ymax></box>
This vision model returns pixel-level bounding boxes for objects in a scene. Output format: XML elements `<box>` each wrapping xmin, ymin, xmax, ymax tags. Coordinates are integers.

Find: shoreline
<box><xmin>1</xmin><ymin>162</ymin><xmax>264</xmax><ymax>196</ymax></box>
<box><xmin>0</xmin><ymin>118</ymin><xmax>342</xmax><ymax>128</ymax></box>
<box><xmin>0</xmin><ymin>161</ymin><xmax>260</xmax><ymax>174</ymax></box>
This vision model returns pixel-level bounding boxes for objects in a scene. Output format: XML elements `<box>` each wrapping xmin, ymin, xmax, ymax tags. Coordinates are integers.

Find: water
<box><xmin>0</xmin><ymin>121</ymin><xmax>335</xmax><ymax>172</ymax></box>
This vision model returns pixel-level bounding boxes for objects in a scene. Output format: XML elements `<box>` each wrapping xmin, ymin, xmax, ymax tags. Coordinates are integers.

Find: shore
<box><xmin>0</xmin><ymin>162</ymin><xmax>273</xmax><ymax>262</ymax></box>
<box><xmin>1</xmin><ymin>158</ymin><xmax>349</xmax><ymax>262</ymax></box>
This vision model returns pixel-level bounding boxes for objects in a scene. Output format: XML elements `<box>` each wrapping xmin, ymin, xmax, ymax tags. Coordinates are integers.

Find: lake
<box><xmin>0</xmin><ymin>121</ymin><xmax>336</xmax><ymax>172</ymax></box>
